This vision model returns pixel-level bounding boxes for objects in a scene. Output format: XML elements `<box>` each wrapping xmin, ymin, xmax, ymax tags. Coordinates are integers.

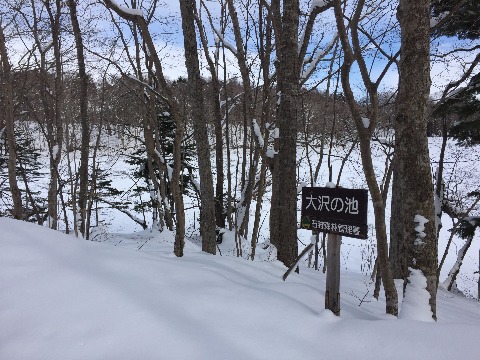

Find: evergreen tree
<box><xmin>125</xmin><ymin>104</ymin><xmax>196</xmax><ymax>218</ymax></box>
<box><xmin>0</xmin><ymin>124</ymin><xmax>46</xmax><ymax>221</ymax></box>
<box><xmin>431</xmin><ymin>0</ymin><xmax>479</xmax><ymax>40</ymax></box>
<box><xmin>431</xmin><ymin>0</ymin><xmax>479</xmax><ymax>146</ymax></box>
<box><xmin>434</xmin><ymin>74</ymin><xmax>480</xmax><ymax>146</ymax></box>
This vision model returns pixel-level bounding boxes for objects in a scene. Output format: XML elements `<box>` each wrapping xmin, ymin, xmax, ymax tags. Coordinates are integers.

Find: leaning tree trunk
<box><xmin>0</xmin><ymin>24</ymin><xmax>23</xmax><ymax>219</ymax></box>
<box><xmin>270</xmin><ymin>0</ymin><xmax>300</xmax><ymax>267</ymax></box>
<box><xmin>68</xmin><ymin>0</ymin><xmax>90</xmax><ymax>238</ymax></box>
<box><xmin>179</xmin><ymin>0</ymin><xmax>217</xmax><ymax>254</ymax></box>
<box><xmin>443</xmin><ymin>234</ymin><xmax>475</xmax><ymax>292</ymax></box>
<box><xmin>393</xmin><ymin>0</ymin><xmax>437</xmax><ymax>320</ymax></box>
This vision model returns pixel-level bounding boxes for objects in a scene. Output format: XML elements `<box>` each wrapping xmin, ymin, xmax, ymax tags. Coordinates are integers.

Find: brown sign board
<box><xmin>301</xmin><ymin>187</ymin><xmax>368</xmax><ymax>239</ymax></box>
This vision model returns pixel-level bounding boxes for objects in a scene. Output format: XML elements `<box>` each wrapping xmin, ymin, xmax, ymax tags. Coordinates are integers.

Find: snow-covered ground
<box><xmin>1</xmin><ymin>217</ymin><xmax>480</xmax><ymax>359</ymax></box>
<box><xmin>1</xmin><ymin>124</ymin><xmax>479</xmax><ymax>358</ymax></box>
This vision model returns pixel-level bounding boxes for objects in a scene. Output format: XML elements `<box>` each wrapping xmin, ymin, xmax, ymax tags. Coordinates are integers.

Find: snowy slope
<box><xmin>1</xmin><ymin>218</ymin><xmax>480</xmax><ymax>360</ymax></box>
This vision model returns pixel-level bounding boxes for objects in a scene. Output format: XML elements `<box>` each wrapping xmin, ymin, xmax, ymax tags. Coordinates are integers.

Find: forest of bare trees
<box><xmin>0</xmin><ymin>0</ymin><xmax>479</xmax><ymax>321</ymax></box>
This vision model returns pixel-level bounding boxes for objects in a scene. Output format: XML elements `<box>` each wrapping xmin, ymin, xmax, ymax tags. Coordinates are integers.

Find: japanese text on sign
<box><xmin>301</xmin><ymin>187</ymin><xmax>368</xmax><ymax>239</ymax></box>
<box><xmin>310</xmin><ymin>220</ymin><xmax>360</xmax><ymax>236</ymax></box>
<box><xmin>305</xmin><ymin>194</ymin><xmax>359</xmax><ymax>214</ymax></box>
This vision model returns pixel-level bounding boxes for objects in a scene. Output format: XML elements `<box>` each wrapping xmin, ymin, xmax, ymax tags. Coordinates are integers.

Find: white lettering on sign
<box><xmin>306</xmin><ymin>195</ymin><xmax>360</xmax><ymax>215</ymax></box>
<box><xmin>311</xmin><ymin>219</ymin><xmax>360</xmax><ymax>235</ymax></box>
<box><xmin>345</xmin><ymin>197</ymin><xmax>359</xmax><ymax>214</ymax></box>
<box><xmin>305</xmin><ymin>194</ymin><xmax>318</xmax><ymax>210</ymax></box>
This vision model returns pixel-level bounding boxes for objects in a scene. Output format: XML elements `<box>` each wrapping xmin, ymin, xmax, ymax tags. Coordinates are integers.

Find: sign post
<box><xmin>300</xmin><ymin>186</ymin><xmax>368</xmax><ymax>316</ymax></box>
<box><xmin>325</xmin><ymin>233</ymin><xmax>341</xmax><ymax>315</ymax></box>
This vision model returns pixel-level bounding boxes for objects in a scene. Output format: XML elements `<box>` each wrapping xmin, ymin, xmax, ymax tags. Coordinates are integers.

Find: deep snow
<box><xmin>1</xmin><ymin>218</ymin><xmax>480</xmax><ymax>360</ymax></box>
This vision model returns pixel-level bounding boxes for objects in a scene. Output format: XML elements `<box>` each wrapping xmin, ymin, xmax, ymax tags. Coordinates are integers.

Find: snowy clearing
<box><xmin>1</xmin><ymin>218</ymin><xmax>480</xmax><ymax>360</ymax></box>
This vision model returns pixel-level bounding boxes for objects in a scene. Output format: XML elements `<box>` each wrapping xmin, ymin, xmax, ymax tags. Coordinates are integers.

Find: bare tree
<box><xmin>0</xmin><ymin>22</ymin><xmax>23</xmax><ymax>219</ymax></box>
<box><xmin>195</xmin><ymin>1</ymin><xmax>225</xmax><ymax>230</ymax></box>
<box><xmin>103</xmin><ymin>0</ymin><xmax>187</xmax><ymax>256</ymax></box>
<box><xmin>67</xmin><ymin>0</ymin><xmax>90</xmax><ymax>238</ymax></box>
<box><xmin>179</xmin><ymin>0</ymin><xmax>217</xmax><ymax>254</ymax></box>
<box><xmin>333</xmin><ymin>0</ymin><xmax>398</xmax><ymax>315</ymax></box>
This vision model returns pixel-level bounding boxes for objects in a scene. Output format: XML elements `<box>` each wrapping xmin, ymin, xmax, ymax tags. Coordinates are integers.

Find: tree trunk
<box><xmin>179</xmin><ymin>0</ymin><xmax>216</xmax><ymax>254</ymax></box>
<box><xmin>443</xmin><ymin>235</ymin><xmax>474</xmax><ymax>292</ymax></box>
<box><xmin>68</xmin><ymin>0</ymin><xmax>90</xmax><ymax>238</ymax></box>
<box><xmin>0</xmin><ymin>24</ymin><xmax>23</xmax><ymax>219</ymax></box>
<box><xmin>226</xmin><ymin>0</ymin><xmax>258</xmax><ymax>238</ymax></box>
<box><xmin>389</xmin><ymin>155</ymin><xmax>406</xmax><ymax>279</ymax></box>
<box><xmin>332</xmin><ymin>0</ymin><xmax>398</xmax><ymax>316</ymax></box>
<box><xmin>270</xmin><ymin>0</ymin><xmax>300</xmax><ymax>267</ymax></box>
<box><xmin>46</xmin><ymin>0</ymin><xmax>64</xmax><ymax>230</ymax></box>
<box><xmin>393</xmin><ymin>0</ymin><xmax>437</xmax><ymax>319</ymax></box>
<box><xmin>213</xmin><ymin>80</ymin><xmax>225</xmax><ymax>229</ymax></box>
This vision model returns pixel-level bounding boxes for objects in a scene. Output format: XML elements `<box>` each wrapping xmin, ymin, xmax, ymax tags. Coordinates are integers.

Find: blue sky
<box><xmin>3</xmin><ymin>0</ymin><xmax>477</xmax><ymax>100</ymax></box>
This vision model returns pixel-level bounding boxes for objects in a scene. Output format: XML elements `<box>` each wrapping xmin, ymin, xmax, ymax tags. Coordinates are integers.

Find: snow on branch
<box><xmin>297</xmin><ymin>182</ymin><xmax>308</xmax><ymax>195</ymax></box>
<box><xmin>430</xmin><ymin>12</ymin><xmax>449</xmax><ymax>29</ymax></box>
<box><xmin>252</xmin><ymin>119</ymin><xmax>264</xmax><ymax>148</ymax></box>
<box><xmin>102</xmin><ymin>199</ymin><xmax>147</xmax><ymax>230</ymax></box>
<box><xmin>107</xmin><ymin>0</ymin><xmax>144</xmax><ymax>17</ymax></box>
<box><xmin>310</xmin><ymin>0</ymin><xmax>331</xmax><ymax>12</ymax></box>
<box><xmin>212</xmin><ymin>27</ymin><xmax>238</xmax><ymax>56</ymax></box>
<box><xmin>154</xmin><ymin>149</ymin><xmax>173</xmax><ymax>181</ymax></box>
<box><xmin>125</xmin><ymin>75</ymin><xmax>169</xmax><ymax>103</ymax></box>
<box><xmin>300</xmin><ymin>34</ymin><xmax>337</xmax><ymax>82</ymax></box>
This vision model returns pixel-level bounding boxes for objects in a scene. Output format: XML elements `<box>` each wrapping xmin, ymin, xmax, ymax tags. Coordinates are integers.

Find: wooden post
<box><xmin>325</xmin><ymin>233</ymin><xmax>341</xmax><ymax>315</ymax></box>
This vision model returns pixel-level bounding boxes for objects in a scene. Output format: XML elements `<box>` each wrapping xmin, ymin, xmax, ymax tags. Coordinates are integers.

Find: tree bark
<box><xmin>68</xmin><ymin>0</ymin><xmax>90</xmax><ymax>238</ymax></box>
<box><xmin>193</xmin><ymin>3</ymin><xmax>225</xmax><ymax>229</ymax></box>
<box><xmin>179</xmin><ymin>0</ymin><xmax>217</xmax><ymax>254</ymax></box>
<box><xmin>333</xmin><ymin>0</ymin><xmax>398</xmax><ymax>316</ymax></box>
<box><xmin>45</xmin><ymin>0</ymin><xmax>64</xmax><ymax>230</ymax></box>
<box><xmin>226</xmin><ymin>0</ymin><xmax>257</xmax><ymax>238</ymax></box>
<box><xmin>443</xmin><ymin>235</ymin><xmax>474</xmax><ymax>292</ymax></box>
<box><xmin>393</xmin><ymin>0</ymin><xmax>437</xmax><ymax>319</ymax></box>
<box><xmin>270</xmin><ymin>0</ymin><xmax>300</xmax><ymax>267</ymax></box>
<box><xmin>0</xmin><ymin>24</ymin><xmax>23</xmax><ymax>219</ymax></box>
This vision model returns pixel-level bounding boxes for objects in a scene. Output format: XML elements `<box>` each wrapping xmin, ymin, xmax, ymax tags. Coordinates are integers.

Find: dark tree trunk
<box><xmin>270</xmin><ymin>0</ymin><xmax>300</xmax><ymax>267</ymax></box>
<box><xmin>45</xmin><ymin>0</ymin><xmax>64</xmax><ymax>230</ymax></box>
<box><xmin>68</xmin><ymin>0</ymin><xmax>90</xmax><ymax>238</ymax></box>
<box><xmin>389</xmin><ymin>156</ymin><xmax>406</xmax><ymax>279</ymax></box>
<box><xmin>179</xmin><ymin>0</ymin><xmax>217</xmax><ymax>254</ymax></box>
<box><xmin>333</xmin><ymin>0</ymin><xmax>398</xmax><ymax>316</ymax></box>
<box><xmin>0</xmin><ymin>25</ymin><xmax>23</xmax><ymax>219</ymax></box>
<box><xmin>226</xmin><ymin>0</ymin><xmax>257</xmax><ymax>238</ymax></box>
<box><xmin>393</xmin><ymin>0</ymin><xmax>437</xmax><ymax>319</ymax></box>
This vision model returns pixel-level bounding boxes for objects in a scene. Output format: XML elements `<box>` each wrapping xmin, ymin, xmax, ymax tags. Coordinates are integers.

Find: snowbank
<box><xmin>1</xmin><ymin>218</ymin><xmax>480</xmax><ymax>359</ymax></box>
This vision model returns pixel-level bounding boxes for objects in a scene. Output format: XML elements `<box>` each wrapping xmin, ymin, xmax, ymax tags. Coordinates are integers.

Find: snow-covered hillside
<box><xmin>1</xmin><ymin>218</ymin><xmax>479</xmax><ymax>360</ymax></box>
